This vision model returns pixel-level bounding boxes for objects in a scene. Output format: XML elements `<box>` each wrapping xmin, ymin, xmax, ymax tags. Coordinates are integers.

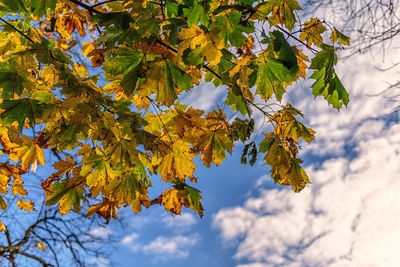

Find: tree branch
<box><xmin>68</xmin><ymin>0</ymin><xmax>102</xmax><ymax>14</ymax></box>
<box><xmin>18</xmin><ymin>251</ymin><xmax>50</xmax><ymax>266</ymax></box>
<box><xmin>0</xmin><ymin>18</ymin><xmax>35</xmax><ymax>44</ymax></box>
<box><xmin>92</xmin><ymin>0</ymin><xmax>120</xmax><ymax>7</ymax></box>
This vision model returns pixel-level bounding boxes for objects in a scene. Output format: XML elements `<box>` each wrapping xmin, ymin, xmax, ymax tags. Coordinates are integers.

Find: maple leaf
<box><xmin>256</xmin><ymin>60</ymin><xmax>295</xmax><ymax>101</ymax></box>
<box><xmin>0</xmin><ymin>99</ymin><xmax>54</xmax><ymax>130</ymax></box>
<box><xmin>8</xmin><ymin>135</ymin><xmax>45</xmax><ymax>172</ymax></box>
<box><xmin>211</xmin><ymin>11</ymin><xmax>253</xmax><ymax>47</ymax></box>
<box><xmin>262</xmin><ymin>0</ymin><xmax>302</xmax><ymax>30</ymax></box>
<box><xmin>178</xmin><ymin>25</ymin><xmax>225</xmax><ymax>66</ymax></box>
<box><xmin>87</xmin><ymin>200</ymin><xmax>119</xmax><ymax>224</ymax></box>
<box><xmin>17</xmin><ymin>199</ymin><xmax>35</xmax><ymax>213</ymax></box>
<box><xmin>161</xmin><ymin>188</ymin><xmax>186</xmax><ymax>215</ymax></box>
<box><xmin>45</xmin><ymin>179</ymin><xmax>86</xmax><ymax>215</ymax></box>
<box><xmin>310</xmin><ymin>47</ymin><xmax>349</xmax><ymax>109</ymax></box>
<box><xmin>299</xmin><ymin>18</ymin><xmax>327</xmax><ymax>47</ymax></box>
<box><xmin>158</xmin><ymin>140</ymin><xmax>196</xmax><ymax>182</ymax></box>
<box><xmin>331</xmin><ymin>27</ymin><xmax>350</xmax><ymax>45</ymax></box>
<box><xmin>0</xmin><ymin>62</ymin><xmax>26</xmax><ymax>99</ymax></box>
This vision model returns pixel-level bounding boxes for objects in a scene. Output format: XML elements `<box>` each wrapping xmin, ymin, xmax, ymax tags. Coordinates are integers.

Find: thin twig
<box><xmin>92</xmin><ymin>0</ymin><xmax>120</xmax><ymax>8</ymax></box>
<box><xmin>276</xmin><ymin>25</ymin><xmax>318</xmax><ymax>53</ymax></box>
<box><xmin>68</xmin><ymin>0</ymin><xmax>102</xmax><ymax>14</ymax></box>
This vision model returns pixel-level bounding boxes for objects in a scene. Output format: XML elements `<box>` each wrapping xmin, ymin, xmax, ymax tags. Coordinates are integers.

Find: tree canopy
<box><xmin>0</xmin><ymin>0</ymin><xmax>350</xmax><ymax>224</ymax></box>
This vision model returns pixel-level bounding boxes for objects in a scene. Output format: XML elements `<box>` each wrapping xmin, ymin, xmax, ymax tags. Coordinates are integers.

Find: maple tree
<box><xmin>0</xmin><ymin>0</ymin><xmax>350</xmax><ymax>223</ymax></box>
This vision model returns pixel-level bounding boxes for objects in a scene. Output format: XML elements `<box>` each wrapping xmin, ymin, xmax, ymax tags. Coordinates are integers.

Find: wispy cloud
<box><xmin>120</xmin><ymin>212</ymin><xmax>200</xmax><ymax>261</ymax></box>
<box><xmin>142</xmin><ymin>234</ymin><xmax>200</xmax><ymax>259</ymax></box>
<box><xmin>182</xmin><ymin>82</ymin><xmax>227</xmax><ymax>111</ymax></box>
<box><xmin>122</xmin><ymin>232</ymin><xmax>200</xmax><ymax>260</ymax></box>
<box><xmin>161</xmin><ymin>212</ymin><xmax>197</xmax><ymax>231</ymax></box>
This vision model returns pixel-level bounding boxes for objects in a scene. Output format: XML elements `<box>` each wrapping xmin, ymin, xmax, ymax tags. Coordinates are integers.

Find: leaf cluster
<box><xmin>0</xmin><ymin>0</ymin><xmax>349</xmax><ymax>223</ymax></box>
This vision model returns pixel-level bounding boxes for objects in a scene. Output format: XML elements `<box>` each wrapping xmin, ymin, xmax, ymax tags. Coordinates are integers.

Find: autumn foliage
<box><xmin>0</xmin><ymin>0</ymin><xmax>349</xmax><ymax>224</ymax></box>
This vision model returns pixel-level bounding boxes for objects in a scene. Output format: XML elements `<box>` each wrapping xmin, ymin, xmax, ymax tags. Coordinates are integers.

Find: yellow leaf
<box><xmin>35</xmin><ymin>241</ymin><xmax>46</xmax><ymax>251</ymax></box>
<box><xmin>40</xmin><ymin>65</ymin><xmax>59</xmax><ymax>86</ymax></box>
<box><xmin>9</xmin><ymin>136</ymin><xmax>45</xmax><ymax>172</ymax></box>
<box><xmin>132</xmin><ymin>95</ymin><xmax>150</xmax><ymax>110</ymax></box>
<box><xmin>156</xmin><ymin>139</ymin><xmax>197</xmax><ymax>182</ymax></box>
<box><xmin>0</xmin><ymin>220</ymin><xmax>6</xmax><ymax>232</ymax></box>
<box><xmin>172</xmin><ymin>140</ymin><xmax>196</xmax><ymax>180</ymax></box>
<box><xmin>161</xmin><ymin>189</ymin><xmax>185</xmax><ymax>215</ymax></box>
<box><xmin>330</xmin><ymin>27</ymin><xmax>350</xmax><ymax>45</ymax></box>
<box><xmin>178</xmin><ymin>25</ymin><xmax>224</xmax><ymax>66</ymax></box>
<box><xmin>17</xmin><ymin>200</ymin><xmax>35</xmax><ymax>213</ymax></box>
<box><xmin>293</xmin><ymin>46</ymin><xmax>309</xmax><ymax>79</ymax></box>
<box><xmin>229</xmin><ymin>55</ymin><xmax>252</xmax><ymax>78</ymax></box>
<box><xmin>87</xmin><ymin>201</ymin><xmax>119</xmax><ymax>223</ymax></box>
<box><xmin>299</xmin><ymin>18</ymin><xmax>326</xmax><ymax>46</ymax></box>
<box><xmin>12</xmin><ymin>177</ymin><xmax>27</xmax><ymax>197</ymax></box>
<box><xmin>82</xmin><ymin>42</ymin><xmax>96</xmax><ymax>57</ymax></box>
<box><xmin>197</xmin><ymin>129</ymin><xmax>233</xmax><ymax>167</ymax></box>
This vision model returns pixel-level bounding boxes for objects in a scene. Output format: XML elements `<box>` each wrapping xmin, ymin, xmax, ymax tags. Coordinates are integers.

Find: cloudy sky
<box><xmin>103</xmin><ymin>4</ymin><xmax>400</xmax><ymax>267</ymax></box>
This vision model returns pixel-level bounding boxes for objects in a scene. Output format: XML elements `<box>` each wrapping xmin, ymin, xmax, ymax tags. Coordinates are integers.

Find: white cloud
<box><xmin>121</xmin><ymin>232</ymin><xmax>200</xmax><ymax>260</ymax></box>
<box><xmin>84</xmin><ymin>227</ymin><xmax>111</xmax><ymax>242</ymax></box>
<box><xmin>161</xmin><ymin>212</ymin><xmax>197</xmax><ymax>230</ymax></box>
<box><xmin>182</xmin><ymin>82</ymin><xmax>227</xmax><ymax>111</ymax></box>
<box><xmin>87</xmin><ymin>257</ymin><xmax>110</xmax><ymax>267</ymax></box>
<box><xmin>120</xmin><ymin>232</ymin><xmax>139</xmax><ymax>245</ymax></box>
<box><xmin>142</xmin><ymin>234</ymin><xmax>200</xmax><ymax>259</ymax></box>
<box><xmin>213</xmin><ymin>121</ymin><xmax>400</xmax><ymax>267</ymax></box>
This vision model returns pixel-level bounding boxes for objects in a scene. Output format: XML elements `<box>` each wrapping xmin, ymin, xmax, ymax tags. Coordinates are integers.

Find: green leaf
<box><xmin>259</xmin><ymin>134</ymin><xmax>274</xmax><ymax>153</ymax></box>
<box><xmin>183</xmin><ymin>46</ymin><xmax>204</xmax><ymax>66</ymax></box>
<box><xmin>0</xmin><ymin>99</ymin><xmax>53</xmax><ymax>130</ymax></box>
<box><xmin>165</xmin><ymin>1</ymin><xmax>180</xmax><ymax>18</ymax></box>
<box><xmin>103</xmin><ymin>47</ymin><xmax>142</xmax><ymax>95</ymax></box>
<box><xmin>232</xmin><ymin>118</ymin><xmax>254</xmax><ymax>142</ymax></box>
<box><xmin>256</xmin><ymin>60</ymin><xmax>295</xmax><ymax>101</ymax></box>
<box><xmin>45</xmin><ymin>179</ymin><xmax>86</xmax><ymax>214</ymax></box>
<box><xmin>185</xmin><ymin>185</ymin><xmax>202</xmax><ymax>213</ymax></box>
<box><xmin>238</xmin><ymin>0</ymin><xmax>255</xmax><ymax>5</ymax></box>
<box><xmin>167</xmin><ymin>60</ymin><xmax>193</xmax><ymax>91</ymax></box>
<box><xmin>0</xmin><ymin>0</ymin><xmax>27</xmax><ymax>14</ymax></box>
<box><xmin>92</xmin><ymin>12</ymin><xmax>133</xmax><ymax>30</ymax></box>
<box><xmin>183</xmin><ymin>1</ymin><xmax>209</xmax><ymax>26</ymax></box>
<box><xmin>225</xmin><ymin>85</ymin><xmax>251</xmax><ymax>116</ymax></box>
<box><xmin>211</xmin><ymin>11</ymin><xmax>253</xmax><ymax>47</ymax></box>
<box><xmin>310</xmin><ymin>48</ymin><xmax>349</xmax><ymax>109</ymax></box>
<box><xmin>241</xmin><ymin>142</ymin><xmax>257</xmax><ymax>166</ymax></box>
<box><xmin>30</xmin><ymin>0</ymin><xmax>57</xmax><ymax>16</ymax></box>
<box><xmin>0</xmin><ymin>62</ymin><xmax>26</xmax><ymax>99</ymax></box>
<box><xmin>271</xmin><ymin>31</ymin><xmax>298</xmax><ymax>70</ymax></box>
<box><xmin>0</xmin><ymin>196</ymin><xmax>7</xmax><ymax>210</ymax></box>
